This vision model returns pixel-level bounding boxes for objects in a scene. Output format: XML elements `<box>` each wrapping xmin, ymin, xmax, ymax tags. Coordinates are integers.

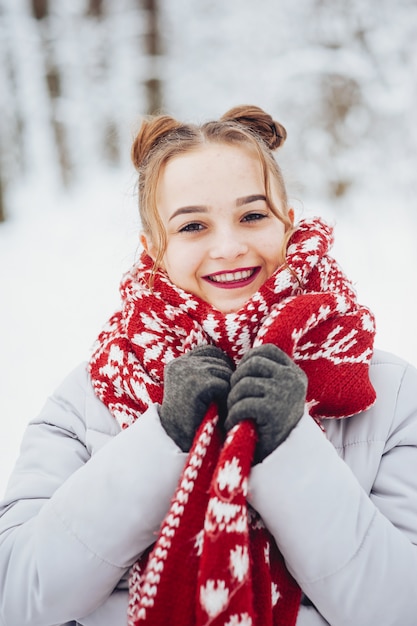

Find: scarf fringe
<box><xmin>128</xmin><ymin>407</ymin><xmax>302</xmax><ymax>626</ymax></box>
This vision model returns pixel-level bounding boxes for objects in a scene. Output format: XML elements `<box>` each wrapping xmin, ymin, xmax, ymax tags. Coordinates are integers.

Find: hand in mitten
<box><xmin>159</xmin><ymin>344</ymin><xmax>234</xmax><ymax>452</ymax></box>
<box><xmin>225</xmin><ymin>344</ymin><xmax>307</xmax><ymax>463</ymax></box>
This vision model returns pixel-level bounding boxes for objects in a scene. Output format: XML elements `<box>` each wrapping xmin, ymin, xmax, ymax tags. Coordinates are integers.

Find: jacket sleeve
<box><xmin>248</xmin><ymin>360</ymin><xmax>417</xmax><ymax>626</ymax></box>
<box><xmin>0</xmin><ymin>364</ymin><xmax>187</xmax><ymax>626</ymax></box>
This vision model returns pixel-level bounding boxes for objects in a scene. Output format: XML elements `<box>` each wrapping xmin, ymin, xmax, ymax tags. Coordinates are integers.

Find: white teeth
<box><xmin>209</xmin><ymin>269</ymin><xmax>253</xmax><ymax>283</ymax></box>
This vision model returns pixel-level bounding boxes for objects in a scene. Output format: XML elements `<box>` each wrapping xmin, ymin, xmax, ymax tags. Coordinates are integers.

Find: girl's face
<box><xmin>141</xmin><ymin>144</ymin><xmax>291</xmax><ymax>314</ymax></box>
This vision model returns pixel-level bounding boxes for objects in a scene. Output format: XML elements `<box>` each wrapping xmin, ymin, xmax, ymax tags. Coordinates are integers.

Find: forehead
<box><xmin>159</xmin><ymin>143</ymin><xmax>265</xmax><ymax>191</ymax></box>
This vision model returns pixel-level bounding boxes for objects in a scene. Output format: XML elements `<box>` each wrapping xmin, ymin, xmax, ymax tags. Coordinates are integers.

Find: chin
<box><xmin>213</xmin><ymin>300</ymin><xmax>246</xmax><ymax>315</ymax></box>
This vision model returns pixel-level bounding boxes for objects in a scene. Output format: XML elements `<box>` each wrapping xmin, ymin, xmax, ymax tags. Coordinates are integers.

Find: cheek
<box><xmin>262</xmin><ymin>233</ymin><xmax>287</xmax><ymax>270</ymax></box>
<box><xmin>163</xmin><ymin>243</ymin><xmax>195</xmax><ymax>281</ymax></box>
<box><xmin>267</xmin><ymin>250</ymin><xmax>285</xmax><ymax>273</ymax></box>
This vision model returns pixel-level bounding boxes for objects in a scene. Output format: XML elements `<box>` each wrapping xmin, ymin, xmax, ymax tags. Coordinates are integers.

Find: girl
<box><xmin>0</xmin><ymin>106</ymin><xmax>417</xmax><ymax>626</ymax></box>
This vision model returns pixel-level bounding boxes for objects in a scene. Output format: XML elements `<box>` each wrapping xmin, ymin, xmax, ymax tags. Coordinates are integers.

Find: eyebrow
<box><xmin>168</xmin><ymin>194</ymin><xmax>267</xmax><ymax>221</ymax></box>
<box><xmin>169</xmin><ymin>206</ymin><xmax>207</xmax><ymax>221</ymax></box>
<box><xmin>236</xmin><ymin>194</ymin><xmax>267</xmax><ymax>207</ymax></box>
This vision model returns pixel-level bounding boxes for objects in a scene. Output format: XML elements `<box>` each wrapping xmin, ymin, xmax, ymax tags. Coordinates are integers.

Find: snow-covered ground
<box><xmin>0</xmin><ymin>171</ymin><xmax>139</xmax><ymax>496</ymax></box>
<box><xmin>1</xmin><ymin>170</ymin><xmax>416</xmax><ymax>497</ymax></box>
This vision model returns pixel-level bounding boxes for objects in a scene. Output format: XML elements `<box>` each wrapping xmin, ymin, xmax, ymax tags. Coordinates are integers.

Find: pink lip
<box><xmin>202</xmin><ymin>267</ymin><xmax>261</xmax><ymax>290</ymax></box>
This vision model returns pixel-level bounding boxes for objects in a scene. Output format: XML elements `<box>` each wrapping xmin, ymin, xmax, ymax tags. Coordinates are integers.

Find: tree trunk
<box><xmin>87</xmin><ymin>0</ymin><xmax>104</xmax><ymax>18</ymax></box>
<box><xmin>142</xmin><ymin>0</ymin><xmax>163</xmax><ymax>114</ymax></box>
<box><xmin>33</xmin><ymin>1</ymin><xmax>72</xmax><ymax>186</ymax></box>
<box><xmin>31</xmin><ymin>0</ymin><xmax>48</xmax><ymax>20</ymax></box>
<box><xmin>45</xmin><ymin>61</ymin><xmax>71</xmax><ymax>186</ymax></box>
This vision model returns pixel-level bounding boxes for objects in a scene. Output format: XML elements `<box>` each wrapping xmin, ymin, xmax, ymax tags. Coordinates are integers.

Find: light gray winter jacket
<box><xmin>0</xmin><ymin>349</ymin><xmax>417</xmax><ymax>626</ymax></box>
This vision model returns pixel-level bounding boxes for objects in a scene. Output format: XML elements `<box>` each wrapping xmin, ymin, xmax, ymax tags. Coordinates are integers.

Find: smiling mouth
<box><xmin>203</xmin><ymin>267</ymin><xmax>260</xmax><ymax>288</ymax></box>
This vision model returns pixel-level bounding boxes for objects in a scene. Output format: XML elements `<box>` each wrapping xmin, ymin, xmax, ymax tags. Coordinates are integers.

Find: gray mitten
<box><xmin>225</xmin><ymin>344</ymin><xmax>307</xmax><ymax>463</ymax></box>
<box><xmin>159</xmin><ymin>344</ymin><xmax>234</xmax><ymax>452</ymax></box>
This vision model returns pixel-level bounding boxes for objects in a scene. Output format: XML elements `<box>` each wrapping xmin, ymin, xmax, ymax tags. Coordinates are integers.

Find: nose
<box><xmin>209</xmin><ymin>230</ymin><xmax>249</xmax><ymax>260</ymax></box>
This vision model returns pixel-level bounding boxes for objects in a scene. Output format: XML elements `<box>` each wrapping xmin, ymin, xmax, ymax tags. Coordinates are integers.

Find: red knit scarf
<box><xmin>88</xmin><ymin>218</ymin><xmax>376</xmax><ymax>626</ymax></box>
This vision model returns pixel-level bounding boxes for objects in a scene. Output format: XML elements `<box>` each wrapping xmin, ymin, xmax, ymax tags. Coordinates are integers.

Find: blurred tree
<box><xmin>44</xmin><ymin>34</ymin><xmax>71</xmax><ymax>186</ymax></box>
<box><xmin>31</xmin><ymin>0</ymin><xmax>48</xmax><ymax>20</ymax></box>
<box><xmin>0</xmin><ymin>0</ymin><xmax>149</xmax><ymax>218</ymax></box>
<box><xmin>161</xmin><ymin>0</ymin><xmax>417</xmax><ymax>204</ymax></box>
<box><xmin>142</xmin><ymin>0</ymin><xmax>163</xmax><ymax>114</ymax></box>
<box><xmin>0</xmin><ymin>0</ymin><xmax>416</xmax><ymax>219</ymax></box>
<box><xmin>87</xmin><ymin>0</ymin><xmax>104</xmax><ymax>18</ymax></box>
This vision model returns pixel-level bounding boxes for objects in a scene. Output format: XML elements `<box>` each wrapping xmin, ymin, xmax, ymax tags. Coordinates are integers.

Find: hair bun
<box><xmin>131</xmin><ymin>115</ymin><xmax>183</xmax><ymax>170</ymax></box>
<box><xmin>220</xmin><ymin>105</ymin><xmax>287</xmax><ymax>150</ymax></box>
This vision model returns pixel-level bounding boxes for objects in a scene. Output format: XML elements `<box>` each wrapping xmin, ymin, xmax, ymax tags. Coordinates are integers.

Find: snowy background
<box><xmin>1</xmin><ymin>0</ymin><xmax>417</xmax><ymax>496</ymax></box>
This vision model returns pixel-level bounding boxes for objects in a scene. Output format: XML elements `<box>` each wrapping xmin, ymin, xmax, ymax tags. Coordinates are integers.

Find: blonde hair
<box><xmin>131</xmin><ymin>105</ymin><xmax>294</xmax><ymax>272</ymax></box>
